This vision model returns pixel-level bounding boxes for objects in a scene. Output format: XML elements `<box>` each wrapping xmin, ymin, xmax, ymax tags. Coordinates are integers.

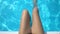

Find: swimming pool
<box><xmin>0</xmin><ymin>0</ymin><xmax>60</xmax><ymax>32</ymax></box>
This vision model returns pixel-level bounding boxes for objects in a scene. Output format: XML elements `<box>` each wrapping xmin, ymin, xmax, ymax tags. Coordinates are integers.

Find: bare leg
<box><xmin>32</xmin><ymin>7</ymin><xmax>44</xmax><ymax>34</ymax></box>
<box><xmin>19</xmin><ymin>10</ymin><xmax>31</xmax><ymax>34</ymax></box>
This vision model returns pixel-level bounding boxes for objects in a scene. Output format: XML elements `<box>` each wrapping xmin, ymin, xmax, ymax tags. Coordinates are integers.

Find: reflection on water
<box><xmin>0</xmin><ymin>0</ymin><xmax>60</xmax><ymax>32</ymax></box>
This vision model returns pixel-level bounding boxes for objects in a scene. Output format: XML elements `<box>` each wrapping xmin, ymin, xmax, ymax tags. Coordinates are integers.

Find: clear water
<box><xmin>0</xmin><ymin>0</ymin><xmax>60</xmax><ymax>32</ymax></box>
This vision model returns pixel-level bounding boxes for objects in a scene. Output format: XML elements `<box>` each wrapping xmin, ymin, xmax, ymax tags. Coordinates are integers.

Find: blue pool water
<box><xmin>0</xmin><ymin>0</ymin><xmax>60</xmax><ymax>32</ymax></box>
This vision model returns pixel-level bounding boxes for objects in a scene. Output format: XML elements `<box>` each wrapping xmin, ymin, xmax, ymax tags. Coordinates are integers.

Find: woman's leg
<box><xmin>32</xmin><ymin>7</ymin><xmax>44</xmax><ymax>34</ymax></box>
<box><xmin>19</xmin><ymin>10</ymin><xmax>31</xmax><ymax>34</ymax></box>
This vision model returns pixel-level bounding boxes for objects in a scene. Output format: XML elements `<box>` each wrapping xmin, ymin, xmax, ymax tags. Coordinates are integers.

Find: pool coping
<box><xmin>0</xmin><ymin>31</ymin><xmax>60</xmax><ymax>34</ymax></box>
